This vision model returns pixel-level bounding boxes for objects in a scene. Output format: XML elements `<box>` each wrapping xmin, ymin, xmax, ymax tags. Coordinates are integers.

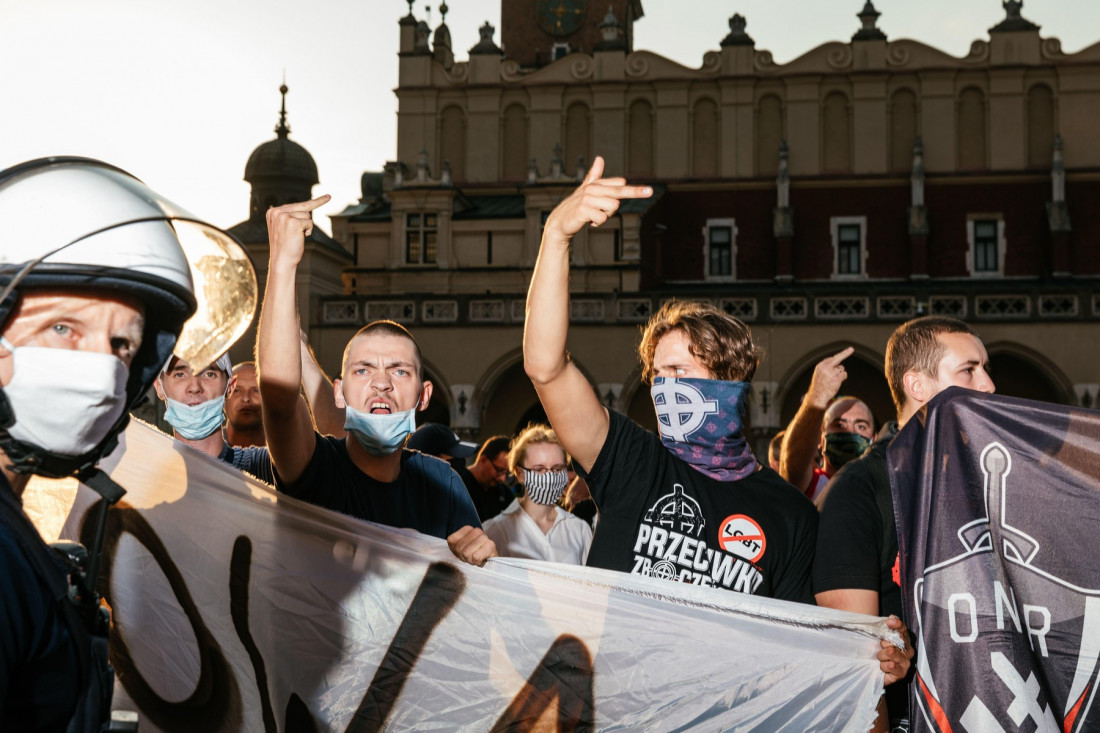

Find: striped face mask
<box><xmin>522</xmin><ymin>469</ymin><xmax>569</xmax><ymax>506</ymax></box>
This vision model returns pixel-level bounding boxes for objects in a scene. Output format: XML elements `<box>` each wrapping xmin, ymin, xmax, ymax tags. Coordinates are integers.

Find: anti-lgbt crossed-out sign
<box><xmin>891</xmin><ymin>388</ymin><xmax>1100</xmax><ymax>733</ymax></box>
<box><xmin>27</xmin><ymin>420</ymin><xmax>896</xmax><ymax>731</ymax></box>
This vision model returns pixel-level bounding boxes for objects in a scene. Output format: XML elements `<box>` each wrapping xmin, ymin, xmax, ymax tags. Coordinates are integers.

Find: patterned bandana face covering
<box><xmin>522</xmin><ymin>469</ymin><xmax>569</xmax><ymax>506</ymax></box>
<box><xmin>650</xmin><ymin>376</ymin><xmax>759</xmax><ymax>482</ymax></box>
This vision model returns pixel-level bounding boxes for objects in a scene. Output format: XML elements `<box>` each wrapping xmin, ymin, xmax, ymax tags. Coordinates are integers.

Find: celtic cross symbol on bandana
<box><xmin>652</xmin><ymin>379</ymin><xmax>719</xmax><ymax>443</ymax></box>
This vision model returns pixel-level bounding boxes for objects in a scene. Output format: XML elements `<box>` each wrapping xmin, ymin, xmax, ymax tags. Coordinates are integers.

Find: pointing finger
<box><xmin>582</xmin><ymin>156</ymin><xmax>605</xmax><ymax>185</ymax></box>
<box><xmin>276</xmin><ymin>195</ymin><xmax>331</xmax><ymax>213</ymax></box>
<box><xmin>585</xmin><ymin>184</ymin><xmax>652</xmax><ymax>200</ymax></box>
<box><xmin>827</xmin><ymin>346</ymin><xmax>855</xmax><ymax>365</ymax></box>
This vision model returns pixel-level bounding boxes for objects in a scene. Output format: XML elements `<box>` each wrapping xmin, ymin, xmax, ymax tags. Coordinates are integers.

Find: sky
<box><xmin>2</xmin><ymin>1</ymin><xmax>1095</xmax><ymax>235</ymax></box>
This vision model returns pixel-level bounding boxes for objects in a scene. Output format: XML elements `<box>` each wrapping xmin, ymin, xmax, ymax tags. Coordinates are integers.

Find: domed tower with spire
<box><xmin>242</xmin><ymin>82</ymin><xmax>319</xmax><ymax>217</ymax></box>
<box><xmin>228</xmin><ymin>83</ymin><xmax>350</xmax><ymax>360</ymax></box>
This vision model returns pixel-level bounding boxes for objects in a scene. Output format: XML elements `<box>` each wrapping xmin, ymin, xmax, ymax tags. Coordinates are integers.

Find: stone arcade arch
<box><xmin>985</xmin><ymin>342</ymin><xmax>1075</xmax><ymax>406</ymax></box>
<box><xmin>418</xmin><ymin>357</ymin><xmax>452</xmax><ymax>427</ymax></box>
<box><xmin>473</xmin><ymin>349</ymin><xmax>600</xmax><ymax>441</ymax></box>
<box><xmin>777</xmin><ymin>343</ymin><xmax>892</xmax><ymax>432</ymax></box>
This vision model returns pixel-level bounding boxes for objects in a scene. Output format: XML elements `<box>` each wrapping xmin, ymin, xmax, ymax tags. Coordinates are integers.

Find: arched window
<box><xmin>692</xmin><ymin>98</ymin><xmax>719</xmax><ymax>177</ymax></box>
<box><xmin>957</xmin><ymin>88</ymin><xmax>987</xmax><ymax>171</ymax></box>
<box><xmin>501</xmin><ymin>104</ymin><xmax>528</xmax><ymax>181</ymax></box>
<box><xmin>439</xmin><ymin>105</ymin><xmax>466</xmax><ymax>181</ymax></box>
<box><xmin>564</xmin><ymin>102</ymin><xmax>590</xmax><ymax>175</ymax></box>
<box><xmin>756</xmin><ymin>95</ymin><xmax>783</xmax><ymax>177</ymax></box>
<box><xmin>1027</xmin><ymin>84</ymin><xmax>1054</xmax><ymax>170</ymax></box>
<box><xmin>627</xmin><ymin>99</ymin><xmax>653</xmax><ymax>177</ymax></box>
<box><xmin>890</xmin><ymin>89</ymin><xmax>918</xmax><ymax>174</ymax></box>
<box><xmin>822</xmin><ymin>92</ymin><xmax>851</xmax><ymax>173</ymax></box>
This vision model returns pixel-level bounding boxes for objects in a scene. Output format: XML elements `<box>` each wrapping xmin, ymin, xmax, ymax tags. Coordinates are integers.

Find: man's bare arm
<box><xmin>257</xmin><ymin>196</ymin><xmax>330</xmax><ymax>484</ymax></box>
<box><xmin>817</xmin><ymin>589</ymin><xmax>914</xmax><ymax>711</ymax></box>
<box><xmin>780</xmin><ymin>346</ymin><xmax>853</xmax><ymax>488</ymax></box>
<box><xmin>523</xmin><ymin>157</ymin><xmax>651</xmax><ymax>472</ymax></box>
<box><xmin>299</xmin><ymin>331</ymin><xmax>346</xmax><ymax>438</ymax></box>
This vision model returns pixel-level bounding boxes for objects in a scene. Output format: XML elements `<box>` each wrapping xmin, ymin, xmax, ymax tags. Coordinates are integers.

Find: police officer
<box><xmin>0</xmin><ymin>157</ymin><xmax>245</xmax><ymax>730</ymax></box>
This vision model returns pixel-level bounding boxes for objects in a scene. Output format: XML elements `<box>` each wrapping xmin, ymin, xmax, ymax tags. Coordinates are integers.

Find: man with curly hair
<box><xmin>524</xmin><ymin>157</ymin><xmax>815</xmax><ymax>604</ymax></box>
<box><xmin>523</xmin><ymin>157</ymin><xmax>912</xmax><ymax>690</ymax></box>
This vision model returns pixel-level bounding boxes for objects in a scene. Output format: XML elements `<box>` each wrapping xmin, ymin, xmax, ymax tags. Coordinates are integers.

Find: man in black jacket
<box><xmin>0</xmin><ymin>157</ymin><xmax>241</xmax><ymax>730</ymax></box>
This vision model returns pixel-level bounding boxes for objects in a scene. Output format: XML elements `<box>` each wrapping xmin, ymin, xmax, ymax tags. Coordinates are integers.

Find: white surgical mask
<box><xmin>344</xmin><ymin>404</ymin><xmax>417</xmax><ymax>456</ymax></box>
<box><xmin>0</xmin><ymin>337</ymin><xmax>129</xmax><ymax>457</ymax></box>
<box><xmin>162</xmin><ymin>395</ymin><xmax>225</xmax><ymax>440</ymax></box>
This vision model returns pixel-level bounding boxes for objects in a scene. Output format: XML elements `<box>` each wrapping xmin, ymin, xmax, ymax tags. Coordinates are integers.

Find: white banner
<box><xmin>27</xmin><ymin>420</ymin><xmax>895</xmax><ymax>731</ymax></box>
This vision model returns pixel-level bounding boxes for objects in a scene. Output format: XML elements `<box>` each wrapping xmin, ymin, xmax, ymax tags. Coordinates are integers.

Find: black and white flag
<box><xmin>890</xmin><ymin>387</ymin><xmax>1100</xmax><ymax>733</ymax></box>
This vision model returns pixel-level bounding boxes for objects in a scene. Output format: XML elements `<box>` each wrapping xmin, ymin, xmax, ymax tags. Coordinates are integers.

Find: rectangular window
<box><xmin>405</xmin><ymin>212</ymin><xmax>438</xmax><ymax>265</ymax></box>
<box><xmin>837</xmin><ymin>224</ymin><xmax>862</xmax><ymax>275</ymax></box>
<box><xmin>703</xmin><ymin>218</ymin><xmax>737</xmax><ymax>281</ymax></box>
<box><xmin>709</xmin><ymin>226</ymin><xmax>732</xmax><ymax>277</ymax></box>
<box><xmin>973</xmin><ymin>220</ymin><xmax>998</xmax><ymax>272</ymax></box>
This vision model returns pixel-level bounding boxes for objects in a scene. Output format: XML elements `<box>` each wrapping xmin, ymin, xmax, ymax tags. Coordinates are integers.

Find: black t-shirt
<box><xmin>455</xmin><ymin>464</ymin><xmax>513</xmax><ymax>522</ymax></box>
<box><xmin>0</xmin><ymin>476</ymin><xmax>81</xmax><ymax>731</ymax></box>
<box><xmin>275</xmin><ymin>433</ymin><xmax>481</xmax><ymax>539</ymax></box>
<box><xmin>578</xmin><ymin>410</ymin><xmax>817</xmax><ymax>604</ymax></box>
<box><xmin>813</xmin><ymin>437</ymin><xmax>908</xmax><ymax>726</ymax></box>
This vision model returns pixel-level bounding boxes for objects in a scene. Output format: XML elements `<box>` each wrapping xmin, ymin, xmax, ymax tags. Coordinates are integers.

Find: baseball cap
<box><xmin>407</xmin><ymin>423</ymin><xmax>478</xmax><ymax>458</ymax></box>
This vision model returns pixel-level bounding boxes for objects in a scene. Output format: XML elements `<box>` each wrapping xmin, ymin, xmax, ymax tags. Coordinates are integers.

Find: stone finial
<box><xmin>575</xmin><ymin>155</ymin><xmax>586</xmax><ymax>182</ymax></box>
<box><xmin>469</xmin><ymin>20</ymin><xmax>503</xmax><ymax>55</ymax></box>
<box><xmin>595</xmin><ymin>5</ymin><xmax>626</xmax><ymax>51</ymax></box>
<box><xmin>400</xmin><ymin>0</ymin><xmax>416</xmax><ymax>25</ymax></box>
<box><xmin>909</xmin><ymin>137</ymin><xmax>929</xmax><ymax>235</ymax></box>
<box><xmin>720</xmin><ymin>13</ymin><xmax>754</xmax><ymax>47</ymax></box>
<box><xmin>527</xmin><ymin>157</ymin><xmax>540</xmax><ymax>184</ymax></box>
<box><xmin>990</xmin><ymin>0</ymin><xmax>1039</xmax><ymax>32</ymax></box>
<box><xmin>1051</xmin><ymin>134</ymin><xmax>1065</xmax><ymax>203</ymax></box>
<box><xmin>549</xmin><ymin>143</ymin><xmax>565</xmax><ymax>178</ymax></box>
<box><xmin>414</xmin><ymin>20</ymin><xmax>431</xmax><ymax>53</ymax></box>
<box><xmin>852</xmin><ymin>1</ymin><xmax>887</xmax><ymax>41</ymax></box>
<box><xmin>440</xmin><ymin>159</ymin><xmax>453</xmax><ymax>187</ymax></box>
<box><xmin>910</xmin><ymin>137</ymin><xmax>925</xmax><ymax>207</ymax></box>
<box><xmin>432</xmin><ymin>8</ymin><xmax>454</xmax><ymax>69</ymax></box>
<box><xmin>776</xmin><ymin>141</ymin><xmax>790</xmax><ymax>209</ymax></box>
<box><xmin>416</xmin><ymin>148</ymin><xmax>430</xmax><ymax>182</ymax></box>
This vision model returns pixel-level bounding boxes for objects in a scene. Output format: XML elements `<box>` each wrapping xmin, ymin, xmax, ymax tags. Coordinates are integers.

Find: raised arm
<box><xmin>299</xmin><ymin>330</ymin><xmax>346</xmax><ymax>438</ymax></box>
<box><xmin>257</xmin><ymin>196</ymin><xmax>330</xmax><ymax>484</ymax></box>
<box><xmin>780</xmin><ymin>346</ymin><xmax>852</xmax><ymax>489</ymax></box>
<box><xmin>523</xmin><ymin>157</ymin><xmax>651</xmax><ymax>472</ymax></box>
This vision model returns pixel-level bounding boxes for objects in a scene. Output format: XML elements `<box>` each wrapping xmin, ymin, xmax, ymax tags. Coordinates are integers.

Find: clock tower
<box><xmin>501</xmin><ymin>0</ymin><xmax>644</xmax><ymax>68</ymax></box>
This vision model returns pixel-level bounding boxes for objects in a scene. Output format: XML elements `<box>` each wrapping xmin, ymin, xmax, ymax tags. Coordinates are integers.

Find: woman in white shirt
<box><xmin>483</xmin><ymin>424</ymin><xmax>593</xmax><ymax>565</ymax></box>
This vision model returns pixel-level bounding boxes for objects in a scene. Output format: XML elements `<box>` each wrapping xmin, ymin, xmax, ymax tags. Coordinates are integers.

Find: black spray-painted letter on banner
<box><xmin>890</xmin><ymin>387</ymin><xmax>1100</xmax><ymax>733</ymax></box>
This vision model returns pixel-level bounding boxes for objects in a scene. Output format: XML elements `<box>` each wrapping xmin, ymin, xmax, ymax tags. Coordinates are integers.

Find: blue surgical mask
<box><xmin>163</xmin><ymin>395</ymin><xmax>226</xmax><ymax>440</ymax></box>
<box><xmin>344</xmin><ymin>404</ymin><xmax>417</xmax><ymax>456</ymax></box>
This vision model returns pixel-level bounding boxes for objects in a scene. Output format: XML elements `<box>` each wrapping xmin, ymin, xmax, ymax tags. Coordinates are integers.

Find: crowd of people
<box><xmin>1</xmin><ymin>155</ymin><xmax>1012</xmax><ymax>731</ymax></box>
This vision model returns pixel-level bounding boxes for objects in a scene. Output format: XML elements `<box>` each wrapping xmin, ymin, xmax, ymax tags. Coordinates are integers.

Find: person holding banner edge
<box><xmin>813</xmin><ymin>316</ymin><xmax>993</xmax><ymax>732</ymax></box>
<box><xmin>258</xmin><ymin>195</ymin><xmax>496</xmax><ymax>566</ymax></box>
<box><xmin>523</xmin><ymin>156</ymin><xmax>913</xmax><ymax>690</ymax></box>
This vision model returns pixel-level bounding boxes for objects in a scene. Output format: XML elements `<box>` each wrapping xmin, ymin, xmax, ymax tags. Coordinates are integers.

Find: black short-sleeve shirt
<box><xmin>275</xmin><ymin>433</ymin><xmax>481</xmax><ymax>539</ymax></box>
<box><xmin>813</xmin><ymin>438</ymin><xmax>907</xmax><ymax>725</ymax></box>
<box><xmin>578</xmin><ymin>410</ymin><xmax>817</xmax><ymax>604</ymax></box>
